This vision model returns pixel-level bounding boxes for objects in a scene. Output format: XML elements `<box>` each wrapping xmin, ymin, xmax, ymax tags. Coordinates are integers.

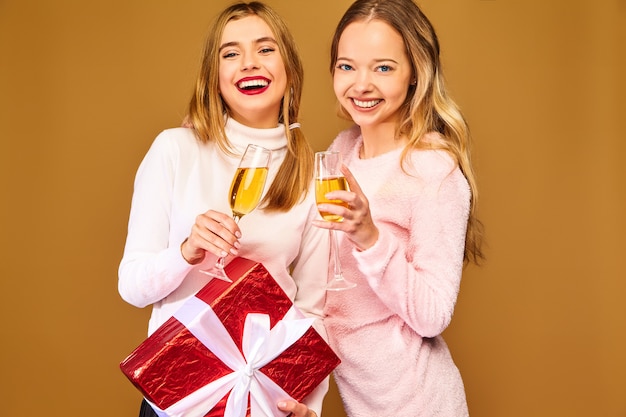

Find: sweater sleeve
<box><xmin>291</xmin><ymin>190</ymin><xmax>331</xmax><ymax>336</ymax></box>
<box><xmin>118</xmin><ymin>131</ymin><xmax>194</xmax><ymax>308</ymax></box>
<box><xmin>354</xmin><ymin>160</ymin><xmax>470</xmax><ymax>338</ymax></box>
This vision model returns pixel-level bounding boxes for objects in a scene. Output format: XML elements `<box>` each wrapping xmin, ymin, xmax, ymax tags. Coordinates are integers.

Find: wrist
<box><xmin>355</xmin><ymin>228</ymin><xmax>379</xmax><ymax>252</ymax></box>
<box><xmin>180</xmin><ymin>238</ymin><xmax>205</xmax><ymax>265</ymax></box>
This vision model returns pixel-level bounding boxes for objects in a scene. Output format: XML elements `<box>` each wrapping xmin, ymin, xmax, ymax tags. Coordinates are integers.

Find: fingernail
<box><xmin>235</xmin><ymin>231</ymin><xmax>242</xmax><ymax>238</ymax></box>
<box><xmin>220</xmin><ymin>251</ymin><xmax>228</xmax><ymax>257</ymax></box>
<box><xmin>277</xmin><ymin>401</ymin><xmax>286</xmax><ymax>408</ymax></box>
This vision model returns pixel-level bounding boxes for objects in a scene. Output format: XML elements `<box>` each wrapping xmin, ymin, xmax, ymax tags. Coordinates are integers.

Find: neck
<box><xmin>360</xmin><ymin>123</ymin><xmax>406</xmax><ymax>159</ymax></box>
<box><xmin>229</xmin><ymin>111</ymin><xmax>279</xmax><ymax>129</ymax></box>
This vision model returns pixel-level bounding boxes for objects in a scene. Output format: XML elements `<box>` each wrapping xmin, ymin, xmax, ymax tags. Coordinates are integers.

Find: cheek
<box><xmin>267</xmin><ymin>62</ymin><xmax>287</xmax><ymax>89</ymax></box>
<box><xmin>333</xmin><ymin>76</ymin><xmax>347</xmax><ymax>97</ymax></box>
<box><xmin>332</xmin><ymin>80</ymin><xmax>340</xmax><ymax>97</ymax></box>
<box><xmin>387</xmin><ymin>82</ymin><xmax>410</xmax><ymax>103</ymax></box>
<box><xmin>217</xmin><ymin>78</ymin><xmax>230</xmax><ymax>98</ymax></box>
<box><xmin>217</xmin><ymin>66</ymin><xmax>230</xmax><ymax>91</ymax></box>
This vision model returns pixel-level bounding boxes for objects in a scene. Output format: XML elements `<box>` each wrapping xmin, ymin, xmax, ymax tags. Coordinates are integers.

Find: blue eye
<box><xmin>260</xmin><ymin>47</ymin><xmax>275</xmax><ymax>54</ymax></box>
<box><xmin>337</xmin><ymin>63</ymin><xmax>353</xmax><ymax>71</ymax></box>
<box><xmin>377</xmin><ymin>65</ymin><xmax>392</xmax><ymax>72</ymax></box>
<box><xmin>222</xmin><ymin>52</ymin><xmax>238</xmax><ymax>59</ymax></box>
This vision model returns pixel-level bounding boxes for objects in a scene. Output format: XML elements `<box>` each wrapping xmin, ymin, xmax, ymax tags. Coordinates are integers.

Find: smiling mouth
<box><xmin>352</xmin><ymin>98</ymin><xmax>381</xmax><ymax>108</ymax></box>
<box><xmin>237</xmin><ymin>79</ymin><xmax>270</xmax><ymax>91</ymax></box>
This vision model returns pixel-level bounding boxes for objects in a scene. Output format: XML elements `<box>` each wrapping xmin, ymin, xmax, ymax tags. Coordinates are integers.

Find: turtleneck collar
<box><xmin>224</xmin><ymin>117</ymin><xmax>288</xmax><ymax>153</ymax></box>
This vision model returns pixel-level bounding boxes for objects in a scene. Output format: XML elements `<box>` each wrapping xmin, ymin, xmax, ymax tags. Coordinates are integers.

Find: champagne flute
<box><xmin>315</xmin><ymin>151</ymin><xmax>356</xmax><ymax>291</ymax></box>
<box><xmin>200</xmin><ymin>144</ymin><xmax>272</xmax><ymax>281</ymax></box>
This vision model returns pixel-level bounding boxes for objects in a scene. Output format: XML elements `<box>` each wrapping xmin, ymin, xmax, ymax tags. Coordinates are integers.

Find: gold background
<box><xmin>1</xmin><ymin>1</ymin><xmax>624</xmax><ymax>416</ymax></box>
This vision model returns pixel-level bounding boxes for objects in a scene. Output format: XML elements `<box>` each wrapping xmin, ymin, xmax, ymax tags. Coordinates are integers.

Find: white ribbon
<box><xmin>147</xmin><ymin>296</ymin><xmax>315</xmax><ymax>417</ymax></box>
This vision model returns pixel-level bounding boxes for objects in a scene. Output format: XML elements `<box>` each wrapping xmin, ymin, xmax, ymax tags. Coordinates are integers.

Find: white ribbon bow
<box><xmin>148</xmin><ymin>296</ymin><xmax>315</xmax><ymax>417</ymax></box>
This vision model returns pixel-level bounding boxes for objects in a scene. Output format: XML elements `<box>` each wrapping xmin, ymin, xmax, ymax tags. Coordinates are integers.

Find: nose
<box><xmin>353</xmin><ymin>70</ymin><xmax>372</xmax><ymax>93</ymax></box>
<box><xmin>241</xmin><ymin>51</ymin><xmax>260</xmax><ymax>71</ymax></box>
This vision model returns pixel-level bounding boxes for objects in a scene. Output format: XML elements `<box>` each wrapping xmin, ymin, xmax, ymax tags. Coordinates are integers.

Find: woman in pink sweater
<box><xmin>312</xmin><ymin>0</ymin><xmax>485</xmax><ymax>415</ymax></box>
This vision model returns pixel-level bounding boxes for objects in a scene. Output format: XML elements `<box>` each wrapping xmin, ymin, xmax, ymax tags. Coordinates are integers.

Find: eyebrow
<box><xmin>219</xmin><ymin>36</ymin><xmax>278</xmax><ymax>52</ymax></box>
<box><xmin>336</xmin><ymin>57</ymin><xmax>400</xmax><ymax>64</ymax></box>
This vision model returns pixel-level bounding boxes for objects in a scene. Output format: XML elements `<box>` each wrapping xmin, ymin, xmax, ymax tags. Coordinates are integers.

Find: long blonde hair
<box><xmin>331</xmin><ymin>0</ymin><xmax>484</xmax><ymax>264</ymax></box>
<box><xmin>186</xmin><ymin>1</ymin><xmax>313</xmax><ymax>211</ymax></box>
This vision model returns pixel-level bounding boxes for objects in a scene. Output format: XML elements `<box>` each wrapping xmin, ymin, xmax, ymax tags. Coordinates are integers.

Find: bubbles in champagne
<box><xmin>315</xmin><ymin>176</ymin><xmax>349</xmax><ymax>222</ymax></box>
<box><xmin>229</xmin><ymin>167</ymin><xmax>268</xmax><ymax>218</ymax></box>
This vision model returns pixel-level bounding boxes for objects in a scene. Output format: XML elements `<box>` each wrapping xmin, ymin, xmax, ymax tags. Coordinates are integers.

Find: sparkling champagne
<box><xmin>229</xmin><ymin>167</ymin><xmax>268</xmax><ymax>219</ymax></box>
<box><xmin>315</xmin><ymin>176</ymin><xmax>349</xmax><ymax>222</ymax></box>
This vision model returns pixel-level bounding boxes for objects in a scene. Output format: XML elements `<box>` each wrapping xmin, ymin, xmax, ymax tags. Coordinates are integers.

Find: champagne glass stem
<box><xmin>330</xmin><ymin>230</ymin><xmax>344</xmax><ymax>281</ymax></box>
<box><xmin>201</xmin><ymin>215</ymin><xmax>241</xmax><ymax>281</ymax></box>
<box><xmin>214</xmin><ymin>214</ymin><xmax>241</xmax><ymax>269</ymax></box>
<box><xmin>326</xmin><ymin>226</ymin><xmax>355</xmax><ymax>290</ymax></box>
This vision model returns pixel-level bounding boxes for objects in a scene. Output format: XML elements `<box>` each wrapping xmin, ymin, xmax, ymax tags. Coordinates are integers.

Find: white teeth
<box><xmin>353</xmin><ymin>98</ymin><xmax>381</xmax><ymax>108</ymax></box>
<box><xmin>238</xmin><ymin>79</ymin><xmax>269</xmax><ymax>89</ymax></box>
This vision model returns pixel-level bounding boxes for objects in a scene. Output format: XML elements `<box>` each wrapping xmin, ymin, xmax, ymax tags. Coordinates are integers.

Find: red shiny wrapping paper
<box><xmin>120</xmin><ymin>257</ymin><xmax>340</xmax><ymax>416</ymax></box>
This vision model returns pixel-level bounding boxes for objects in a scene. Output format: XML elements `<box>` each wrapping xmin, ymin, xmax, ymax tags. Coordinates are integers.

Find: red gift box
<box><xmin>120</xmin><ymin>257</ymin><xmax>340</xmax><ymax>417</ymax></box>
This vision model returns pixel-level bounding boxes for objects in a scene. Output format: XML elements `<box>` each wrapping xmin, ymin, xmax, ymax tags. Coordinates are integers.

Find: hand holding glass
<box><xmin>200</xmin><ymin>144</ymin><xmax>271</xmax><ymax>281</ymax></box>
<box><xmin>315</xmin><ymin>151</ymin><xmax>356</xmax><ymax>291</ymax></box>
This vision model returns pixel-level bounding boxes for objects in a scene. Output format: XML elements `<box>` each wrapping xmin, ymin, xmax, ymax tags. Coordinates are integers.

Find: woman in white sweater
<box><xmin>118</xmin><ymin>3</ymin><xmax>328</xmax><ymax>417</ymax></box>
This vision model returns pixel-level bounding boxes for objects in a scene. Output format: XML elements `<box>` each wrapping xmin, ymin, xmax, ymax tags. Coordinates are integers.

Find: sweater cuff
<box><xmin>158</xmin><ymin>245</ymin><xmax>196</xmax><ymax>278</ymax></box>
<box><xmin>352</xmin><ymin>229</ymin><xmax>396</xmax><ymax>278</ymax></box>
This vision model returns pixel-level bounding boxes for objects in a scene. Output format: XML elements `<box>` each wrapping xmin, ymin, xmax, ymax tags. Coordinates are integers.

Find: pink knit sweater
<box><xmin>324</xmin><ymin>126</ymin><xmax>470</xmax><ymax>416</ymax></box>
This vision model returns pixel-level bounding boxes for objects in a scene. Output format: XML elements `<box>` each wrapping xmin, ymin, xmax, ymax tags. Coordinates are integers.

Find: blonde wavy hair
<box><xmin>330</xmin><ymin>0</ymin><xmax>484</xmax><ymax>264</ymax></box>
<box><xmin>186</xmin><ymin>2</ymin><xmax>313</xmax><ymax>212</ymax></box>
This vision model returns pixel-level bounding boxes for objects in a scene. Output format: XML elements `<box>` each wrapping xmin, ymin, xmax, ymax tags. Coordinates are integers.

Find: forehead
<box><xmin>338</xmin><ymin>19</ymin><xmax>405</xmax><ymax>57</ymax></box>
<box><xmin>221</xmin><ymin>15</ymin><xmax>276</xmax><ymax>44</ymax></box>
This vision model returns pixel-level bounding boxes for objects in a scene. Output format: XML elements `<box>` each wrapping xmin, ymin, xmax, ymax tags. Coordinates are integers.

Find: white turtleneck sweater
<box><xmin>118</xmin><ymin>118</ymin><xmax>330</xmax><ymax>413</ymax></box>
